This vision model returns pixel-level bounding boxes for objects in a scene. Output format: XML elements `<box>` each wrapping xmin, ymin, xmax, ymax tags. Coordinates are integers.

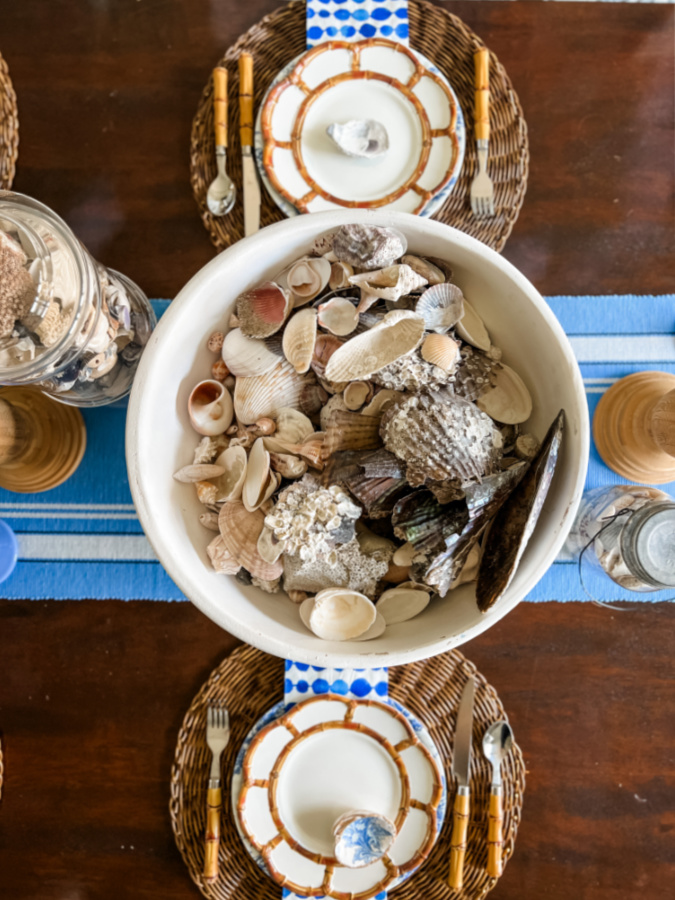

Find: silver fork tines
<box><xmin>206</xmin><ymin>705</ymin><xmax>230</xmax><ymax>785</ymax></box>
<box><xmin>470</xmin><ymin>140</ymin><xmax>495</xmax><ymax>218</ymax></box>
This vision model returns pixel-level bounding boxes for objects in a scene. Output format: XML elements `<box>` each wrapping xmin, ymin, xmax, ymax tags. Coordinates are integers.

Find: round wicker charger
<box><xmin>0</xmin><ymin>51</ymin><xmax>18</xmax><ymax>189</ymax></box>
<box><xmin>170</xmin><ymin>645</ymin><xmax>526</xmax><ymax>900</ymax></box>
<box><xmin>190</xmin><ymin>0</ymin><xmax>528</xmax><ymax>254</ymax></box>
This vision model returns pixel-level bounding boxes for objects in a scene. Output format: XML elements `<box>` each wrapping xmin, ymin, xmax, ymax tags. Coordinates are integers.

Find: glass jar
<box><xmin>566</xmin><ymin>484</ymin><xmax>675</xmax><ymax>592</ymax></box>
<box><xmin>0</xmin><ymin>190</ymin><xmax>156</xmax><ymax>406</ymax></box>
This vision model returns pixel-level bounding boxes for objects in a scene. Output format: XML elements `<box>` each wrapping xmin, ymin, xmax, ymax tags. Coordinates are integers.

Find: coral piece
<box><xmin>371</xmin><ymin>350</ymin><xmax>451</xmax><ymax>392</ymax></box>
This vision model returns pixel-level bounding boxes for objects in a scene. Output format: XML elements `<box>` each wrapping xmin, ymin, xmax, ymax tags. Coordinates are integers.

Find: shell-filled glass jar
<box><xmin>0</xmin><ymin>191</ymin><xmax>156</xmax><ymax>406</ymax></box>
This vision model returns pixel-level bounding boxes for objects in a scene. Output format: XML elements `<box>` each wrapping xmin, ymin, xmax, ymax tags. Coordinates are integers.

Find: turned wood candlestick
<box><xmin>593</xmin><ymin>371</ymin><xmax>675</xmax><ymax>484</ymax></box>
<box><xmin>0</xmin><ymin>386</ymin><xmax>86</xmax><ymax>492</ymax></box>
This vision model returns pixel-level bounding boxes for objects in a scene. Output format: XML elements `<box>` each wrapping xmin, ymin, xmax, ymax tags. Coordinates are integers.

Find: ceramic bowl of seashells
<box><xmin>127</xmin><ymin>211</ymin><xmax>589</xmax><ymax>666</ymax></box>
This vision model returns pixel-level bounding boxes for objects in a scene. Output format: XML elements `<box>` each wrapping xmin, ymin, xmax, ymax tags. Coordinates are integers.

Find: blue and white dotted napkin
<box><xmin>306</xmin><ymin>0</ymin><xmax>409</xmax><ymax>47</ymax></box>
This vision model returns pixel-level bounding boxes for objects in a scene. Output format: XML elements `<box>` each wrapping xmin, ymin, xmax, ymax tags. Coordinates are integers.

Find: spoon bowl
<box><xmin>482</xmin><ymin>721</ymin><xmax>513</xmax><ymax>783</ymax></box>
<box><xmin>206</xmin><ymin>149</ymin><xmax>237</xmax><ymax>217</ymax></box>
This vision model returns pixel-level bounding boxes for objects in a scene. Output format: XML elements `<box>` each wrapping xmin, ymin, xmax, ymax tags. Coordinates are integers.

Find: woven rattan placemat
<box><xmin>0</xmin><ymin>52</ymin><xmax>18</xmax><ymax>190</ymax></box>
<box><xmin>190</xmin><ymin>0</ymin><xmax>528</xmax><ymax>254</ymax></box>
<box><xmin>170</xmin><ymin>645</ymin><xmax>526</xmax><ymax>900</ymax></box>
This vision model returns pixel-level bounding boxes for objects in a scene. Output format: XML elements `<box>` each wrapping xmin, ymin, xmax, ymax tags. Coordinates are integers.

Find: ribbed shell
<box><xmin>218</xmin><ymin>500</ymin><xmax>283</xmax><ymax>581</ymax></box>
<box><xmin>234</xmin><ymin>359</ymin><xmax>325</xmax><ymax>425</ymax></box>
<box><xmin>221</xmin><ymin>328</ymin><xmax>280</xmax><ymax>377</ymax></box>
<box><xmin>235</xmin><ymin>281</ymin><xmax>292</xmax><ymax>338</ymax></box>
<box><xmin>282</xmin><ymin>308</ymin><xmax>317</xmax><ymax>374</ymax></box>
<box><xmin>324</xmin><ymin>310</ymin><xmax>425</xmax><ymax>383</ymax></box>
<box><xmin>380</xmin><ymin>391</ymin><xmax>503</xmax><ymax>486</ymax></box>
<box><xmin>420</xmin><ymin>333</ymin><xmax>460</xmax><ymax>372</ymax></box>
<box><xmin>415</xmin><ymin>283</ymin><xmax>464</xmax><ymax>333</ymax></box>
<box><xmin>323</xmin><ymin>409</ymin><xmax>383</xmax><ymax>458</ymax></box>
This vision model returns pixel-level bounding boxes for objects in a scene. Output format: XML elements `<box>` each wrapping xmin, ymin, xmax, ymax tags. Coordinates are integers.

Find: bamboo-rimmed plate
<box><xmin>257</xmin><ymin>38</ymin><xmax>465</xmax><ymax>217</ymax></box>
<box><xmin>232</xmin><ymin>694</ymin><xmax>446</xmax><ymax>899</ymax></box>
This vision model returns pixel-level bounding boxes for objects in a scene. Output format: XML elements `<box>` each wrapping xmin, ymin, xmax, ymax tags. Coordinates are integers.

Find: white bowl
<box><xmin>126</xmin><ymin>210</ymin><xmax>589</xmax><ymax>667</ymax></box>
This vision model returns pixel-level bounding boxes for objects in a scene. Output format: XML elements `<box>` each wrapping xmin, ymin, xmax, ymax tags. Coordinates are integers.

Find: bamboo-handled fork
<box><xmin>203</xmin><ymin>705</ymin><xmax>230</xmax><ymax>883</ymax></box>
<box><xmin>470</xmin><ymin>48</ymin><xmax>495</xmax><ymax>218</ymax></box>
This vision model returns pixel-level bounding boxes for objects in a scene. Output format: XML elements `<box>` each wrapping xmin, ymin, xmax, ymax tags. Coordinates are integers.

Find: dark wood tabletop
<box><xmin>1</xmin><ymin>1</ymin><xmax>674</xmax><ymax>898</ymax></box>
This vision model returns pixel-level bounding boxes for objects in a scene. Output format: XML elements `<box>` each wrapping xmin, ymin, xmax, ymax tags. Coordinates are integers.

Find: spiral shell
<box><xmin>282</xmin><ymin>308</ymin><xmax>318</xmax><ymax>374</ymax></box>
<box><xmin>324</xmin><ymin>310</ymin><xmax>425</xmax><ymax>383</ymax></box>
<box><xmin>236</xmin><ymin>281</ymin><xmax>292</xmax><ymax>338</ymax></box>
<box><xmin>188</xmin><ymin>380</ymin><xmax>234</xmax><ymax>435</ymax></box>
<box><xmin>349</xmin><ymin>264</ymin><xmax>427</xmax><ymax>312</ymax></box>
<box><xmin>415</xmin><ymin>283</ymin><xmax>464</xmax><ymax>333</ymax></box>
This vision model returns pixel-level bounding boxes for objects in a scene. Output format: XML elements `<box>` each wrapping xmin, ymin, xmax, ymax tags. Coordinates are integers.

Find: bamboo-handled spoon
<box><xmin>482</xmin><ymin>721</ymin><xmax>514</xmax><ymax>878</ymax></box>
<box><xmin>206</xmin><ymin>67</ymin><xmax>236</xmax><ymax>216</ymax></box>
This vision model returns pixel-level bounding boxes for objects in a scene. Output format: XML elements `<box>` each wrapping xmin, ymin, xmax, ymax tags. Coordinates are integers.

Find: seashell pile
<box><xmin>174</xmin><ymin>224</ymin><xmax>564</xmax><ymax>641</ymax></box>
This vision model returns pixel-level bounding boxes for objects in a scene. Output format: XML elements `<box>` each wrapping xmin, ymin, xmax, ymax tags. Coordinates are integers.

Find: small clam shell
<box><xmin>221</xmin><ymin>328</ymin><xmax>280</xmax><ymax>377</ymax></box>
<box><xmin>173</xmin><ymin>463</ymin><xmax>226</xmax><ymax>483</ymax></box>
<box><xmin>332</xmin><ymin>224</ymin><xmax>407</xmax><ymax>271</ymax></box>
<box><xmin>287</xmin><ymin>256</ymin><xmax>331</xmax><ymax>306</ymax></box>
<box><xmin>269</xmin><ymin>452</ymin><xmax>308</xmax><ymax>479</ymax></box>
<box><xmin>236</xmin><ymin>281</ymin><xmax>292</xmax><ymax>338</ymax></box>
<box><xmin>361</xmin><ymin>389</ymin><xmax>402</xmax><ymax>418</ymax></box>
<box><xmin>299</xmin><ymin>596</ymin><xmax>315</xmax><ymax>630</ymax></box>
<box><xmin>234</xmin><ymin>359</ymin><xmax>324</xmax><ymax>424</ymax></box>
<box><xmin>401</xmin><ymin>255</ymin><xmax>446</xmax><ymax>285</ymax></box>
<box><xmin>188</xmin><ymin>380</ymin><xmax>234</xmax><ymax>436</ymax></box>
<box><xmin>308</xmin><ymin>588</ymin><xmax>377</xmax><ymax>641</ymax></box>
<box><xmin>343</xmin><ymin>381</ymin><xmax>372</xmax><ymax>411</ymax></box>
<box><xmin>213</xmin><ymin>445</ymin><xmax>248</xmax><ymax>502</ymax></box>
<box><xmin>310</xmin><ymin>333</ymin><xmax>344</xmax><ymax>379</ymax></box>
<box><xmin>352</xmin><ymin>612</ymin><xmax>387</xmax><ymax>641</ymax></box>
<box><xmin>282</xmin><ymin>308</ymin><xmax>318</xmax><ymax>374</ymax></box>
<box><xmin>242</xmin><ymin>437</ymin><xmax>270</xmax><ymax>512</ymax></box>
<box><xmin>329</xmin><ymin>261</ymin><xmax>354</xmax><ymax>291</ymax></box>
<box><xmin>377</xmin><ymin>586</ymin><xmax>430</xmax><ymax>624</ymax></box>
<box><xmin>263</xmin><ymin>407</ymin><xmax>314</xmax><ymax>452</ymax></box>
<box><xmin>218</xmin><ymin>500</ymin><xmax>283</xmax><ymax>581</ymax></box>
<box><xmin>317</xmin><ymin>297</ymin><xmax>359</xmax><ymax>336</ymax></box>
<box><xmin>324</xmin><ymin>310</ymin><xmax>425</xmax><ymax>383</ymax></box>
<box><xmin>421</xmin><ymin>333</ymin><xmax>461</xmax><ymax>373</ymax></box>
<box><xmin>415</xmin><ymin>283</ymin><xmax>464</xmax><ymax>333</ymax></box>
<box><xmin>456</xmin><ymin>298</ymin><xmax>491</xmax><ymax>351</ymax></box>
<box><xmin>477</xmin><ymin>363</ymin><xmax>533</xmax><ymax>424</ymax></box>
<box><xmin>257</xmin><ymin>524</ymin><xmax>286</xmax><ymax>564</ymax></box>
<box><xmin>349</xmin><ymin>264</ymin><xmax>427</xmax><ymax>312</ymax></box>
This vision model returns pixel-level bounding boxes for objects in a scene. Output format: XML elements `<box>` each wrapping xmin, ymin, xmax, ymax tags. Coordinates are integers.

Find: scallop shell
<box><xmin>325</xmin><ymin>310</ymin><xmax>425</xmax><ymax>383</ymax></box>
<box><xmin>349</xmin><ymin>265</ymin><xmax>427</xmax><ymax>312</ymax></box>
<box><xmin>308</xmin><ymin>587</ymin><xmax>377</xmax><ymax>640</ymax></box>
<box><xmin>173</xmin><ymin>463</ymin><xmax>226</xmax><ymax>483</ymax></box>
<box><xmin>343</xmin><ymin>381</ymin><xmax>373</xmax><ymax>411</ymax></box>
<box><xmin>456</xmin><ymin>298</ymin><xmax>491</xmax><ymax>351</ymax></box>
<box><xmin>257</xmin><ymin>524</ymin><xmax>286</xmax><ymax>564</ymax></box>
<box><xmin>377</xmin><ymin>586</ymin><xmax>430</xmax><ymax>624</ymax></box>
<box><xmin>212</xmin><ymin>445</ymin><xmax>248</xmax><ymax>502</ymax></box>
<box><xmin>317</xmin><ymin>297</ymin><xmax>359</xmax><ymax>336</ymax></box>
<box><xmin>415</xmin><ymin>283</ymin><xmax>464</xmax><ymax>333</ymax></box>
<box><xmin>401</xmin><ymin>255</ymin><xmax>446</xmax><ymax>285</ymax></box>
<box><xmin>236</xmin><ymin>281</ymin><xmax>292</xmax><ymax>338</ymax></box>
<box><xmin>380</xmin><ymin>391</ymin><xmax>503</xmax><ymax>486</ymax></box>
<box><xmin>287</xmin><ymin>256</ymin><xmax>331</xmax><ymax>306</ymax></box>
<box><xmin>218</xmin><ymin>500</ymin><xmax>283</xmax><ymax>581</ymax></box>
<box><xmin>332</xmin><ymin>224</ymin><xmax>407</xmax><ymax>271</ymax></box>
<box><xmin>326</xmin><ymin>118</ymin><xmax>389</xmax><ymax>158</ymax></box>
<box><xmin>310</xmin><ymin>333</ymin><xmax>344</xmax><ymax>379</ymax></box>
<box><xmin>242</xmin><ymin>438</ymin><xmax>271</xmax><ymax>511</ymax></box>
<box><xmin>263</xmin><ymin>407</ymin><xmax>315</xmax><ymax>452</ymax></box>
<box><xmin>234</xmin><ymin>359</ymin><xmax>324</xmax><ymax>424</ymax></box>
<box><xmin>477</xmin><ymin>363</ymin><xmax>533</xmax><ymax>425</ymax></box>
<box><xmin>329</xmin><ymin>261</ymin><xmax>354</xmax><ymax>291</ymax></box>
<box><xmin>188</xmin><ymin>380</ymin><xmax>234</xmax><ymax>436</ymax></box>
<box><xmin>221</xmin><ymin>328</ymin><xmax>280</xmax><ymax>377</ymax></box>
<box><xmin>323</xmin><ymin>409</ymin><xmax>383</xmax><ymax>457</ymax></box>
<box><xmin>282</xmin><ymin>308</ymin><xmax>318</xmax><ymax>374</ymax></box>
<box><xmin>421</xmin><ymin>333</ymin><xmax>460</xmax><ymax>373</ymax></box>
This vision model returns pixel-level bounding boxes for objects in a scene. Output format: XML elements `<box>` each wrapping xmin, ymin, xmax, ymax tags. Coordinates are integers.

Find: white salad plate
<box><xmin>257</xmin><ymin>38</ymin><xmax>465</xmax><ymax>218</ymax></box>
<box><xmin>232</xmin><ymin>694</ymin><xmax>446</xmax><ymax>898</ymax></box>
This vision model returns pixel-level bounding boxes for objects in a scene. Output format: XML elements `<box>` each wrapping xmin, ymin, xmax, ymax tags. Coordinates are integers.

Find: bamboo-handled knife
<box><xmin>239</xmin><ymin>53</ymin><xmax>261</xmax><ymax>236</ymax></box>
<box><xmin>448</xmin><ymin>676</ymin><xmax>475</xmax><ymax>890</ymax></box>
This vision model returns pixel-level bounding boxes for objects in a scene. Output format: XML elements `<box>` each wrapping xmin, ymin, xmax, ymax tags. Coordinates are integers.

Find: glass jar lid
<box><xmin>622</xmin><ymin>502</ymin><xmax>675</xmax><ymax>588</ymax></box>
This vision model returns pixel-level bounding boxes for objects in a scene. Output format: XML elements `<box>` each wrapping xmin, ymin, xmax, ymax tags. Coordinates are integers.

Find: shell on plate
<box><xmin>310</xmin><ymin>333</ymin><xmax>344</xmax><ymax>379</ymax></box>
<box><xmin>236</xmin><ymin>281</ymin><xmax>292</xmax><ymax>338</ymax></box>
<box><xmin>477</xmin><ymin>363</ymin><xmax>533</xmax><ymax>424</ymax></box>
<box><xmin>218</xmin><ymin>500</ymin><xmax>283</xmax><ymax>581</ymax></box>
<box><xmin>333</xmin><ymin>810</ymin><xmax>396</xmax><ymax>867</ymax></box>
<box><xmin>188</xmin><ymin>380</ymin><xmax>234</xmax><ymax>436</ymax></box>
<box><xmin>329</xmin><ymin>260</ymin><xmax>354</xmax><ymax>291</ymax></box>
<box><xmin>421</xmin><ymin>333</ymin><xmax>460</xmax><ymax>373</ymax></box>
<box><xmin>332</xmin><ymin>224</ymin><xmax>407</xmax><ymax>271</ymax></box>
<box><xmin>343</xmin><ymin>381</ymin><xmax>373</xmax><ymax>411</ymax></box>
<box><xmin>282</xmin><ymin>308</ymin><xmax>317</xmax><ymax>374</ymax></box>
<box><xmin>317</xmin><ymin>297</ymin><xmax>359</xmax><ymax>336</ymax></box>
<box><xmin>415</xmin><ymin>283</ymin><xmax>464</xmax><ymax>333</ymax></box>
<box><xmin>308</xmin><ymin>587</ymin><xmax>377</xmax><ymax>640</ymax></box>
<box><xmin>456</xmin><ymin>297</ymin><xmax>491</xmax><ymax>351</ymax></box>
<box><xmin>380</xmin><ymin>390</ymin><xmax>503</xmax><ymax>486</ymax></box>
<box><xmin>234</xmin><ymin>359</ymin><xmax>325</xmax><ymax>424</ymax></box>
<box><xmin>287</xmin><ymin>256</ymin><xmax>331</xmax><ymax>305</ymax></box>
<box><xmin>326</xmin><ymin>118</ymin><xmax>389</xmax><ymax>159</ymax></box>
<box><xmin>400</xmin><ymin>255</ymin><xmax>446</xmax><ymax>285</ymax></box>
<box><xmin>377</xmin><ymin>586</ymin><xmax>430</xmax><ymax>625</ymax></box>
<box><xmin>173</xmin><ymin>463</ymin><xmax>226</xmax><ymax>483</ymax></box>
<box><xmin>324</xmin><ymin>310</ymin><xmax>425</xmax><ymax>383</ymax></box>
<box><xmin>221</xmin><ymin>328</ymin><xmax>280</xmax><ymax>377</ymax></box>
<box><xmin>349</xmin><ymin>265</ymin><xmax>427</xmax><ymax>312</ymax></box>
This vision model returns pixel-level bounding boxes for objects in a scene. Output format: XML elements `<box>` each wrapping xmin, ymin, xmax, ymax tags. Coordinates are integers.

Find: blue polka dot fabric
<box><xmin>284</xmin><ymin>659</ymin><xmax>389</xmax><ymax>704</ymax></box>
<box><xmin>306</xmin><ymin>0</ymin><xmax>409</xmax><ymax>48</ymax></box>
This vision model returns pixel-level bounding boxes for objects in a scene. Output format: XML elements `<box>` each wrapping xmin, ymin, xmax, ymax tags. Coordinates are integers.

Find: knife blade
<box><xmin>448</xmin><ymin>676</ymin><xmax>475</xmax><ymax>890</ymax></box>
<box><xmin>239</xmin><ymin>53</ymin><xmax>261</xmax><ymax>236</ymax></box>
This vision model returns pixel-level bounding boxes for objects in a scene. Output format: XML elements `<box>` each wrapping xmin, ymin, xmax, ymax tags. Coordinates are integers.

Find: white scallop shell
<box><xmin>234</xmin><ymin>359</ymin><xmax>323</xmax><ymax>425</ymax></box>
<box><xmin>477</xmin><ymin>363</ymin><xmax>533</xmax><ymax>424</ymax></box>
<box><xmin>282</xmin><ymin>308</ymin><xmax>318</xmax><ymax>374</ymax></box>
<box><xmin>456</xmin><ymin>298</ymin><xmax>491</xmax><ymax>351</ymax></box>
<box><xmin>415</xmin><ymin>283</ymin><xmax>464</xmax><ymax>333</ymax></box>
<box><xmin>242</xmin><ymin>437</ymin><xmax>271</xmax><ymax>512</ymax></box>
<box><xmin>287</xmin><ymin>256</ymin><xmax>331</xmax><ymax>306</ymax></box>
<box><xmin>421</xmin><ymin>333</ymin><xmax>461</xmax><ymax>373</ymax></box>
<box><xmin>308</xmin><ymin>588</ymin><xmax>377</xmax><ymax>641</ymax></box>
<box><xmin>317</xmin><ymin>297</ymin><xmax>360</xmax><ymax>336</ymax></box>
<box><xmin>221</xmin><ymin>328</ymin><xmax>280</xmax><ymax>377</ymax></box>
<box><xmin>188</xmin><ymin>380</ymin><xmax>234</xmax><ymax>435</ymax></box>
<box><xmin>218</xmin><ymin>501</ymin><xmax>283</xmax><ymax>581</ymax></box>
<box><xmin>377</xmin><ymin>586</ymin><xmax>430</xmax><ymax>624</ymax></box>
<box><xmin>324</xmin><ymin>310</ymin><xmax>425</xmax><ymax>383</ymax></box>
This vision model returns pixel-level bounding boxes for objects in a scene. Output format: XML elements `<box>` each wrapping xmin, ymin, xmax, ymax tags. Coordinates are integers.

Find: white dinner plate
<box><xmin>232</xmin><ymin>694</ymin><xmax>446</xmax><ymax>898</ymax></box>
<box><xmin>256</xmin><ymin>38</ymin><xmax>465</xmax><ymax>218</ymax></box>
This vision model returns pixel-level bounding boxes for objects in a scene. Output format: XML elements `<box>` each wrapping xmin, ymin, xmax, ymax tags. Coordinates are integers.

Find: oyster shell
<box><xmin>283</xmin><ymin>536</ymin><xmax>390</xmax><ymax>595</ymax></box>
<box><xmin>332</xmin><ymin>224</ymin><xmax>407</xmax><ymax>271</ymax></box>
<box><xmin>317</xmin><ymin>297</ymin><xmax>359</xmax><ymax>336</ymax></box>
<box><xmin>221</xmin><ymin>328</ymin><xmax>280</xmax><ymax>377</ymax></box>
<box><xmin>377</xmin><ymin>586</ymin><xmax>430</xmax><ymax>625</ymax></box>
<box><xmin>421</xmin><ymin>334</ymin><xmax>460</xmax><ymax>373</ymax></box>
<box><xmin>308</xmin><ymin>588</ymin><xmax>377</xmax><ymax>641</ymax></box>
<box><xmin>343</xmin><ymin>381</ymin><xmax>373</xmax><ymax>411</ymax></box>
<box><xmin>380</xmin><ymin>391</ymin><xmax>503</xmax><ymax>486</ymax></box>
<box><xmin>476</xmin><ymin>410</ymin><xmax>564</xmax><ymax>612</ymax></box>
<box><xmin>454</xmin><ymin>345</ymin><xmax>501</xmax><ymax>402</ymax></box>
<box><xmin>401</xmin><ymin>255</ymin><xmax>446</xmax><ymax>285</ymax></box>
<box><xmin>326</xmin><ymin>119</ymin><xmax>389</xmax><ymax>159</ymax></box>
<box><xmin>477</xmin><ymin>363</ymin><xmax>533</xmax><ymax>425</ymax></box>
<box><xmin>282</xmin><ymin>308</ymin><xmax>317</xmax><ymax>374</ymax></box>
<box><xmin>415</xmin><ymin>283</ymin><xmax>464</xmax><ymax>333</ymax></box>
<box><xmin>218</xmin><ymin>500</ymin><xmax>284</xmax><ymax>581</ymax></box>
<box><xmin>287</xmin><ymin>256</ymin><xmax>331</xmax><ymax>306</ymax></box>
<box><xmin>333</xmin><ymin>809</ymin><xmax>396</xmax><ymax>867</ymax></box>
<box><xmin>323</xmin><ymin>409</ymin><xmax>382</xmax><ymax>457</ymax></box>
<box><xmin>349</xmin><ymin>265</ymin><xmax>427</xmax><ymax>312</ymax></box>
<box><xmin>188</xmin><ymin>380</ymin><xmax>234</xmax><ymax>436</ymax></box>
<box><xmin>324</xmin><ymin>310</ymin><xmax>425</xmax><ymax>383</ymax></box>
<box><xmin>456</xmin><ymin>297</ymin><xmax>491</xmax><ymax>351</ymax></box>
<box><xmin>236</xmin><ymin>281</ymin><xmax>292</xmax><ymax>338</ymax></box>
<box><xmin>234</xmin><ymin>359</ymin><xmax>325</xmax><ymax>424</ymax></box>
<box><xmin>371</xmin><ymin>350</ymin><xmax>451</xmax><ymax>392</ymax></box>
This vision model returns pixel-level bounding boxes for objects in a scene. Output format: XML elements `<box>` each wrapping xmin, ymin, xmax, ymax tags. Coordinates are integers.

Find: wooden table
<box><xmin>1</xmin><ymin>1</ymin><xmax>674</xmax><ymax>897</ymax></box>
